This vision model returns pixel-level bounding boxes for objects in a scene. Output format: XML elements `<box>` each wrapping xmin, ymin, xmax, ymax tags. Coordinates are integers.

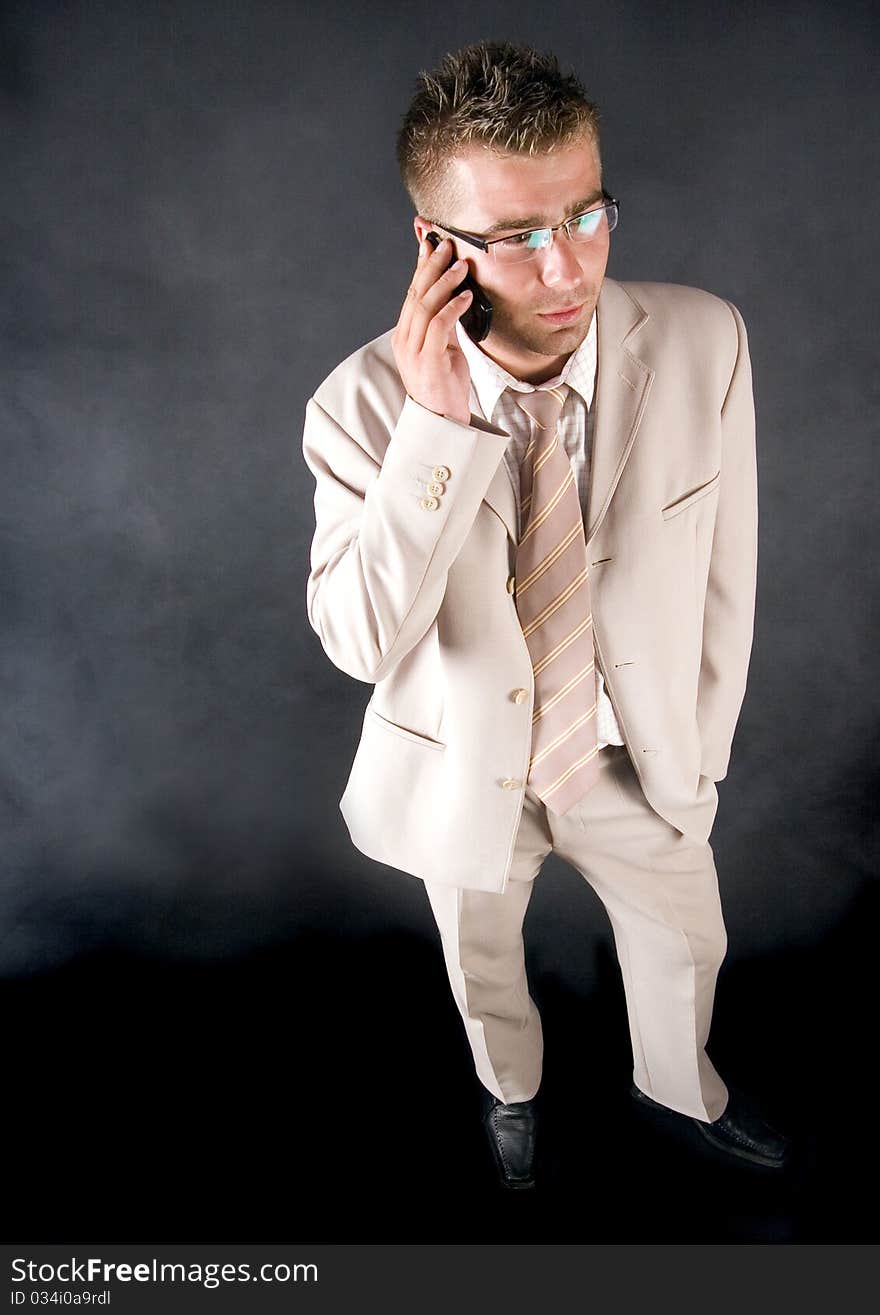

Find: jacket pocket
<box><xmin>661</xmin><ymin>470</ymin><xmax>721</xmax><ymax>520</ymax></box>
<box><xmin>366</xmin><ymin>706</ymin><xmax>446</xmax><ymax>751</ymax></box>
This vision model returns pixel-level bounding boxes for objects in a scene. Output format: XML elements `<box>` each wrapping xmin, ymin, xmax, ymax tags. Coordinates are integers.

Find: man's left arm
<box><xmin>697</xmin><ymin>299</ymin><xmax>758</xmax><ymax>782</ymax></box>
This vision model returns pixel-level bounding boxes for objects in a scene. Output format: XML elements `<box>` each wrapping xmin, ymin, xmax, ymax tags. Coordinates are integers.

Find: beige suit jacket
<box><xmin>302</xmin><ymin>276</ymin><xmax>757</xmax><ymax>894</ymax></box>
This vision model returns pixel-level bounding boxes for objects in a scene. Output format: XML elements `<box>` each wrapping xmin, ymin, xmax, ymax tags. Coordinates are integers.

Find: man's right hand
<box><xmin>391</xmin><ymin>237</ymin><xmax>474</xmax><ymax>427</ymax></box>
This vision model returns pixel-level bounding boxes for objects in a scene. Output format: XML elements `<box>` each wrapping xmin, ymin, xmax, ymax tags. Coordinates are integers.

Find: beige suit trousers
<box><xmin>422</xmin><ymin>743</ymin><xmax>729</xmax><ymax>1122</ymax></box>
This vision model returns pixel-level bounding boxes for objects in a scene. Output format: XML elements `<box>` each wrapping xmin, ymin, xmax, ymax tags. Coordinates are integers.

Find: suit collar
<box><xmin>479</xmin><ymin>276</ymin><xmax>654</xmax><ymax>546</ymax></box>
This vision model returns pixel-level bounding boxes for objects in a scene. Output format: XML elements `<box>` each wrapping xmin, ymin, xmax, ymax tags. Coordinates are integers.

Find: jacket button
<box><xmin>426</xmin><ymin>480</ymin><xmax>445</xmax><ymax>496</ymax></box>
<box><xmin>501</xmin><ymin>778</ymin><xmax>522</xmax><ymax>790</ymax></box>
<box><xmin>432</xmin><ymin>465</ymin><xmax>451</xmax><ymax>482</ymax></box>
<box><xmin>420</xmin><ymin>496</ymin><xmax>440</xmax><ymax>511</ymax></box>
<box><xmin>511</xmin><ymin>689</ymin><xmax>528</xmax><ymax>704</ymax></box>
<box><xmin>506</xmin><ymin>575</ymin><xmax>516</xmax><ymax>594</ymax></box>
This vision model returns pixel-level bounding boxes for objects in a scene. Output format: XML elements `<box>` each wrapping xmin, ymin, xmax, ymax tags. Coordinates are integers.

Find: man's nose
<box><xmin>537</xmin><ymin>229</ymin><xmax>583</xmax><ymax>287</ymax></box>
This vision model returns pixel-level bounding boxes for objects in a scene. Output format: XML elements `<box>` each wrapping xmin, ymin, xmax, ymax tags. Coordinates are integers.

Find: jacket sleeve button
<box><xmin>420</xmin><ymin>496</ymin><xmax>440</xmax><ymax>511</ymax></box>
<box><xmin>501</xmin><ymin>778</ymin><xmax>523</xmax><ymax>790</ymax></box>
<box><xmin>511</xmin><ymin>689</ymin><xmax>528</xmax><ymax>704</ymax></box>
<box><xmin>426</xmin><ymin>480</ymin><xmax>445</xmax><ymax>496</ymax></box>
<box><xmin>432</xmin><ymin>465</ymin><xmax>451</xmax><ymax>482</ymax></box>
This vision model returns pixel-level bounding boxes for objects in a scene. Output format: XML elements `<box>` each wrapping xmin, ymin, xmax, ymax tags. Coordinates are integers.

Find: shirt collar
<box><xmin>456</xmin><ymin>305</ymin><xmax>597</xmax><ymax>424</ymax></box>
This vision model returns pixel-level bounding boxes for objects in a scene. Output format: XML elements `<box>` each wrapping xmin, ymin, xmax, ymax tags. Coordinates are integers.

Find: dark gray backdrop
<box><xmin>2</xmin><ymin>0</ymin><xmax>877</xmax><ymax>1240</ymax></box>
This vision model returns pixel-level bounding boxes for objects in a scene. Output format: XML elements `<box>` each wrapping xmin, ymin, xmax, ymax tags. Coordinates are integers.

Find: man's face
<box><xmin>414</xmin><ymin>132</ymin><xmax>610</xmax><ymax>381</ymax></box>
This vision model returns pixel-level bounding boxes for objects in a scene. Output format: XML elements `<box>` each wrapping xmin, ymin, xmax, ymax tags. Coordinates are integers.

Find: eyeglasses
<box><xmin>426</xmin><ymin>189</ymin><xmax>619</xmax><ymax>265</ymax></box>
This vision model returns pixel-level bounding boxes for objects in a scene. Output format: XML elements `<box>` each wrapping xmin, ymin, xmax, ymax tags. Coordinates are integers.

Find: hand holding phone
<box><xmin>424</xmin><ymin>232</ymin><xmax>493</xmax><ymax>343</ymax></box>
<box><xmin>391</xmin><ymin>235</ymin><xmax>477</xmax><ymax>426</ymax></box>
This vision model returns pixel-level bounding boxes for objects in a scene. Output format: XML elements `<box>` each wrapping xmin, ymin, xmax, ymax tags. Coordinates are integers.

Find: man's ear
<box><xmin>413</xmin><ymin>215</ymin><xmax>431</xmax><ymax>245</ymax></box>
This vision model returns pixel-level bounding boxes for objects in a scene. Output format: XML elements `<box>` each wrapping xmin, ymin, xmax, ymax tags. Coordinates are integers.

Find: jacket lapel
<box><xmin>586</xmin><ymin>278</ymin><xmax>654</xmax><ymax>545</ymax></box>
<box><xmin>480</xmin><ymin>443</ymin><xmax>518</xmax><ymax>541</ymax></box>
<box><xmin>477</xmin><ymin>277</ymin><xmax>654</xmax><ymax>547</ymax></box>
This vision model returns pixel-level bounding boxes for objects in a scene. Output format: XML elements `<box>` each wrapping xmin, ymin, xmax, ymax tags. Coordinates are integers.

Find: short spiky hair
<box><xmin>396</xmin><ymin>41</ymin><xmax>602</xmax><ymax>219</ymax></box>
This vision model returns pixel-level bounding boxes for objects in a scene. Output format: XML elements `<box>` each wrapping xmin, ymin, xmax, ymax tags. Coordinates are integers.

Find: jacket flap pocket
<box><xmin>661</xmin><ymin>470</ymin><xmax>721</xmax><ymax>520</ymax></box>
<box><xmin>366</xmin><ymin>706</ymin><xmax>446</xmax><ymax>751</ymax></box>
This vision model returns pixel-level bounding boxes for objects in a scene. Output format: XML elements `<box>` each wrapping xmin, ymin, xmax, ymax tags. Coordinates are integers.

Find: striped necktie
<box><xmin>512</xmin><ymin>384</ymin><xmax>600</xmax><ymax>814</ymax></box>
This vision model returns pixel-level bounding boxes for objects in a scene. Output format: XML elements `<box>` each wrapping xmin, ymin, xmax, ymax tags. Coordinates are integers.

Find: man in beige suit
<box><xmin>302</xmin><ymin>41</ymin><xmax>790</xmax><ymax>1187</ymax></box>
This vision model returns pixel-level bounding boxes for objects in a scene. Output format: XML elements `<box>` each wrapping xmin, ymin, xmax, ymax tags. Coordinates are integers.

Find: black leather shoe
<box><xmin>630</xmin><ymin>1082</ymin><xmax>792</xmax><ymax>1169</ymax></box>
<box><xmin>480</xmin><ymin>1088</ymin><xmax>538</xmax><ymax>1189</ymax></box>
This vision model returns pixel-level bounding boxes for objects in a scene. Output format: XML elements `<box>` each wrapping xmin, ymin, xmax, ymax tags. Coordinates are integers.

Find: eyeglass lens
<box><xmin>494</xmin><ymin>202</ymin><xmax>618</xmax><ymax>262</ymax></box>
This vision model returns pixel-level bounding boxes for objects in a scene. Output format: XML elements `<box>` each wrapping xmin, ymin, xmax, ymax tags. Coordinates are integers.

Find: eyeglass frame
<box><xmin>423</xmin><ymin>188</ymin><xmax>619</xmax><ymax>260</ymax></box>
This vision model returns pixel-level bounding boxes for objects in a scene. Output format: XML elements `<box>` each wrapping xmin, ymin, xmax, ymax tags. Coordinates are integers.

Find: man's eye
<box><xmin>573</xmin><ymin>211</ymin><xmax>602</xmax><ymax>235</ymax></box>
<box><xmin>499</xmin><ymin>230</ymin><xmax>545</xmax><ymax>248</ymax></box>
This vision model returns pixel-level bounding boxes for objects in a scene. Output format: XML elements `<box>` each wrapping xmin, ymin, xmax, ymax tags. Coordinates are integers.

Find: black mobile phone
<box><xmin>425</xmin><ymin>231</ymin><xmax>492</xmax><ymax>343</ymax></box>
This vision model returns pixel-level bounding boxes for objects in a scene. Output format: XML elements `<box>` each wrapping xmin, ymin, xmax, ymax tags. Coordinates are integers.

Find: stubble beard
<box><xmin>488</xmin><ymin>290</ymin><xmax>597</xmax><ymax>363</ymax></box>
